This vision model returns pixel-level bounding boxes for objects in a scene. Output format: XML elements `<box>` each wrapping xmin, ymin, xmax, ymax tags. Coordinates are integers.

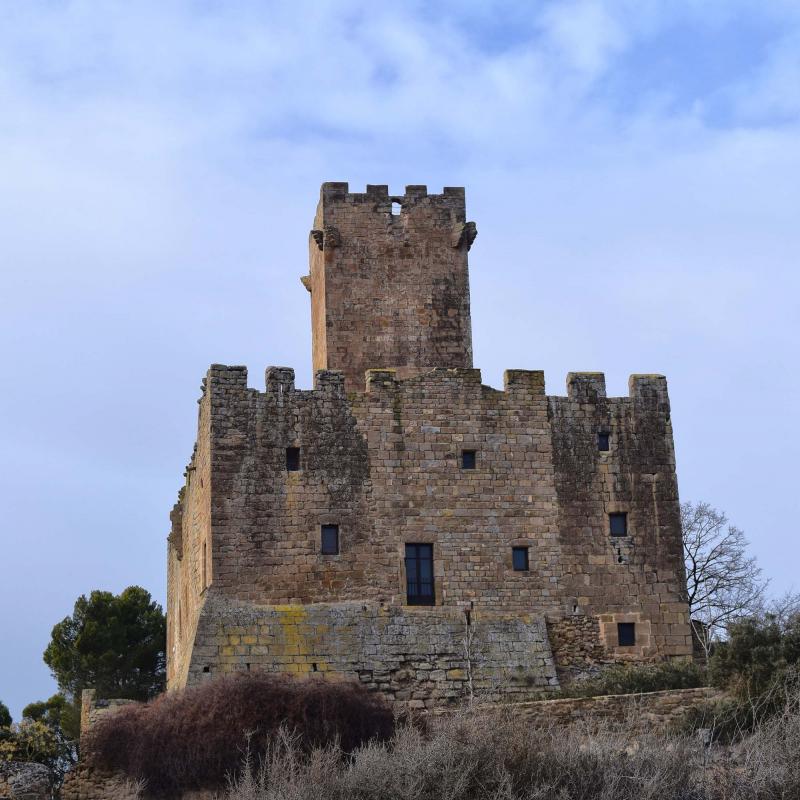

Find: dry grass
<box><xmin>225</xmin><ymin>685</ymin><xmax>800</xmax><ymax>800</ymax></box>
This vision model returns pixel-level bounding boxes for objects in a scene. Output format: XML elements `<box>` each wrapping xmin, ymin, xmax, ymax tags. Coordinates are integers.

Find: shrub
<box><xmin>227</xmin><ymin>711</ymin><xmax>700</xmax><ymax>800</ymax></box>
<box><xmin>563</xmin><ymin>660</ymin><xmax>706</xmax><ymax>698</ymax></box>
<box><xmin>710</xmin><ymin>612</ymin><xmax>800</xmax><ymax>699</ymax></box>
<box><xmin>83</xmin><ymin>673</ymin><xmax>395</xmax><ymax>795</ymax></box>
<box><xmin>226</xmin><ymin>682</ymin><xmax>800</xmax><ymax>800</ymax></box>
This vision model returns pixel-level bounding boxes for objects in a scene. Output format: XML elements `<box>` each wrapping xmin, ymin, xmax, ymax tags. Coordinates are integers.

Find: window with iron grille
<box><xmin>405</xmin><ymin>543</ymin><xmax>435</xmax><ymax>605</ymax></box>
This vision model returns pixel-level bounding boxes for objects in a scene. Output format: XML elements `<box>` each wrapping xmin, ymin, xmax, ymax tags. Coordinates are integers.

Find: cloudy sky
<box><xmin>1</xmin><ymin>0</ymin><xmax>799</xmax><ymax>718</ymax></box>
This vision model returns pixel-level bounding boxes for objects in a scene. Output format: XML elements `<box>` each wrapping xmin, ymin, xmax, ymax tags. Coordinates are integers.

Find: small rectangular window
<box><xmin>461</xmin><ymin>450</ymin><xmax>477</xmax><ymax>470</ymax></box>
<box><xmin>609</xmin><ymin>512</ymin><xmax>628</xmax><ymax>537</ymax></box>
<box><xmin>286</xmin><ymin>447</ymin><xmax>300</xmax><ymax>471</ymax></box>
<box><xmin>617</xmin><ymin>622</ymin><xmax>636</xmax><ymax>646</ymax></box>
<box><xmin>598</xmin><ymin>432</ymin><xmax>610</xmax><ymax>451</ymax></box>
<box><xmin>405</xmin><ymin>543</ymin><xmax>435</xmax><ymax>605</ymax></box>
<box><xmin>512</xmin><ymin>546</ymin><xmax>529</xmax><ymax>571</ymax></box>
<box><xmin>321</xmin><ymin>524</ymin><xmax>339</xmax><ymax>555</ymax></box>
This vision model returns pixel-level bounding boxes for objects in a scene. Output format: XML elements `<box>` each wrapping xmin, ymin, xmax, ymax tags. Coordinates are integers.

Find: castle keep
<box><xmin>166</xmin><ymin>182</ymin><xmax>692</xmax><ymax>706</ymax></box>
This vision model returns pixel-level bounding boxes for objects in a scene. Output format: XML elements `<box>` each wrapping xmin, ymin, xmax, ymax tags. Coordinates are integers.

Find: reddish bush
<box><xmin>83</xmin><ymin>673</ymin><xmax>395</xmax><ymax>795</ymax></box>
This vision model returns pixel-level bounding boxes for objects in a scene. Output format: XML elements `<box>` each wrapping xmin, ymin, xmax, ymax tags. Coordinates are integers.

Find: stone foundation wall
<box><xmin>187</xmin><ymin>595</ymin><xmax>559</xmax><ymax>706</ymax></box>
<box><xmin>436</xmin><ymin>687</ymin><xmax>721</xmax><ymax>730</ymax></box>
<box><xmin>60</xmin><ymin>765</ymin><xmax>141</xmax><ymax>800</ymax></box>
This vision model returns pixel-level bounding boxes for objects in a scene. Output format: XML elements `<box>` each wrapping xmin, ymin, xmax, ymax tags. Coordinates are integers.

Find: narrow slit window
<box><xmin>609</xmin><ymin>512</ymin><xmax>628</xmax><ymax>537</ymax></box>
<box><xmin>321</xmin><ymin>524</ymin><xmax>339</xmax><ymax>555</ymax></box>
<box><xmin>617</xmin><ymin>622</ymin><xmax>636</xmax><ymax>646</ymax></box>
<box><xmin>598</xmin><ymin>432</ymin><xmax>610</xmax><ymax>451</ymax></box>
<box><xmin>286</xmin><ymin>447</ymin><xmax>300</xmax><ymax>471</ymax></box>
<box><xmin>202</xmin><ymin>541</ymin><xmax>207</xmax><ymax>588</ymax></box>
<box><xmin>405</xmin><ymin>543</ymin><xmax>435</xmax><ymax>606</ymax></box>
<box><xmin>461</xmin><ymin>450</ymin><xmax>477</xmax><ymax>470</ymax></box>
<box><xmin>512</xmin><ymin>546</ymin><xmax>529</xmax><ymax>571</ymax></box>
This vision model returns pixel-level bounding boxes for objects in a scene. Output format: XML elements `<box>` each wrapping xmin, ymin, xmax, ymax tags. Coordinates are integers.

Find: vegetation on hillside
<box><xmin>83</xmin><ymin>672</ymin><xmax>395</xmax><ymax>795</ymax></box>
<box><xmin>224</xmin><ymin>686</ymin><xmax>800</xmax><ymax>800</ymax></box>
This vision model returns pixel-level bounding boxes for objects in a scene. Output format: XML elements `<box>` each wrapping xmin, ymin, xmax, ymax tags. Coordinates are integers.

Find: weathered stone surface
<box><xmin>166</xmin><ymin>183</ymin><xmax>693</xmax><ymax>705</ymax></box>
<box><xmin>0</xmin><ymin>761</ymin><xmax>50</xmax><ymax>800</ymax></box>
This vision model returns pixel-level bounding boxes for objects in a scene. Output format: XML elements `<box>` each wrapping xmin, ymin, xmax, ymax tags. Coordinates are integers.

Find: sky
<box><xmin>1</xmin><ymin>0</ymin><xmax>799</xmax><ymax>720</ymax></box>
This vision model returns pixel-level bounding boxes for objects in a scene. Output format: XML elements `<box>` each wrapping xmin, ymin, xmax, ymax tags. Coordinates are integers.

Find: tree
<box><xmin>0</xmin><ymin>700</ymin><xmax>10</xmax><ymax>728</ymax></box>
<box><xmin>44</xmin><ymin>586</ymin><xmax>166</xmax><ymax>704</ymax></box>
<box><xmin>710</xmin><ymin>611</ymin><xmax>800</xmax><ymax>699</ymax></box>
<box><xmin>23</xmin><ymin>693</ymin><xmax>80</xmax><ymax>747</ymax></box>
<box><xmin>681</xmin><ymin>501</ymin><xmax>768</xmax><ymax>662</ymax></box>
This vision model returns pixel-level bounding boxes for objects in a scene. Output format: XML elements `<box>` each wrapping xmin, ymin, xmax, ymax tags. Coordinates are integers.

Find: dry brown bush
<box><xmin>82</xmin><ymin>672</ymin><xmax>394</xmax><ymax>796</ymax></box>
<box><xmin>226</xmin><ymin>684</ymin><xmax>800</xmax><ymax>800</ymax></box>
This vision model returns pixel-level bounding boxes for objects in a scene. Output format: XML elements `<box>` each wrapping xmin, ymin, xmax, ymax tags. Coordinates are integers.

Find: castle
<box><xmin>166</xmin><ymin>182</ymin><xmax>692</xmax><ymax>707</ymax></box>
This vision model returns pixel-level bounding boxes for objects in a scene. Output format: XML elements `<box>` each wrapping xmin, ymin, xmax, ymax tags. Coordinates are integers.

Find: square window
<box><xmin>405</xmin><ymin>543</ymin><xmax>435</xmax><ymax>605</ymax></box>
<box><xmin>512</xmin><ymin>546</ymin><xmax>529</xmax><ymax>571</ymax></box>
<box><xmin>286</xmin><ymin>447</ymin><xmax>300</xmax><ymax>471</ymax></box>
<box><xmin>461</xmin><ymin>450</ymin><xmax>477</xmax><ymax>470</ymax></box>
<box><xmin>609</xmin><ymin>512</ymin><xmax>628</xmax><ymax>537</ymax></box>
<box><xmin>321</xmin><ymin>524</ymin><xmax>339</xmax><ymax>555</ymax></box>
<box><xmin>617</xmin><ymin>622</ymin><xmax>636</xmax><ymax>646</ymax></box>
<box><xmin>598</xmin><ymin>432</ymin><xmax>610</xmax><ymax>451</ymax></box>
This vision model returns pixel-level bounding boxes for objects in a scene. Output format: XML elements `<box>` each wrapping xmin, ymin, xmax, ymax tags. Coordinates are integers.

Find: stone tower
<box><xmin>166</xmin><ymin>182</ymin><xmax>693</xmax><ymax>703</ymax></box>
<box><xmin>302</xmin><ymin>183</ymin><xmax>476</xmax><ymax>391</ymax></box>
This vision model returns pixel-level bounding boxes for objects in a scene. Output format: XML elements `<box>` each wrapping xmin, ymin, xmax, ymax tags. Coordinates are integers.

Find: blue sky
<box><xmin>1</xmin><ymin>0</ymin><xmax>799</xmax><ymax>719</ymax></box>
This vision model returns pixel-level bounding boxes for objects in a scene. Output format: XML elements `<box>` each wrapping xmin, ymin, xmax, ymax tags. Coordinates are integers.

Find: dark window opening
<box><xmin>512</xmin><ymin>546</ymin><xmax>529</xmax><ymax>571</ymax></box>
<box><xmin>461</xmin><ymin>450</ymin><xmax>477</xmax><ymax>470</ymax></box>
<box><xmin>286</xmin><ymin>447</ymin><xmax>300</xmax><ymax>471</ymax></box>
<box><xmin>202</xmin><ymin>665</ymin><xmax>210</xmax><ymax>673</ymax></box>
<box><xmin>617</xmin><ymin>622</ymin><xmax>636</xmax><ymax>646</ymax></box>
<box><xmin>609</xmin><ymin>512</ymin><xmax>628</xmax><ymax>537</ymax></box>
<box><xmin>598</xmin><ymin>432</ymin><xmax>610</xmax><ymax>451</ymax></box>
<box><xmin>321</xmin><ymin>524</ymin><xmax>339</xmax><ymax>555</ymax></box>
<box><xmin>312</xmin><ymin>662</ymin><xmax>318</xmax><ymax>672</ymax></box>
<box><xmin>406</xmin><ymin>543</ymin><xmax>435</xmax><ymax>605</ymax></box>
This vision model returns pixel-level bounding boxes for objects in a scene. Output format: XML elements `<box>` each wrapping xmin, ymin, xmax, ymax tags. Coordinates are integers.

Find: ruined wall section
<box><xmin>167</xmin><ymin>376</ymin><xmax>213</xmax><ymax>688</ymax></box>
<box><xmin>548</xmin><ymin>373</ymin><xmax>692</xmax><ymax>661</ymax></box>
<box><xmin>304</xmin><ymin>183</ymin><xmax>475</xmax><ymax>392</ymax></box>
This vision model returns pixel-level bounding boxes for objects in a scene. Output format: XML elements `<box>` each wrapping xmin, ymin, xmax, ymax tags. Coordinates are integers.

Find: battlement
<box><xmin>318</xmin><ymin>182</ymin><xmax>467</xmax><ymax>220</ymax></box>
<box><xmin>202</xmin><ymin>363</ymin><xmax>671</xmax><ymax>406</ymax></box>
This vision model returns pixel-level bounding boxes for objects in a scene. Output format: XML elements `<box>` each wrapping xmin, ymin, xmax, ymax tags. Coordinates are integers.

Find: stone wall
<box><xmin>549</xmin><ymin>373</ymin><xmax>691</xmax><ymax>660</ymax></box>
<box><xmin>60</xmin><ymin>765</ymin><xmax>141</xmax><ymax>800</ymax></box>
<box><xmin>0</xmin><ymin>761</ymin><xmax>50</xmax><ymax>800</ymax></box>
<box><xmin>187</xmin><ymin>595</ymin><xmax>558</xmax><ymax>706</ymax></box>
<box><xmin>435</xmin><ymin>687</ymin><xmax>720</xmax><ymax>731</ymax></box>
<box><xmin>304</xmin><ymin>183</ymin><xmax>474</xmax><ymax>392</ymax></box>
<box><xmin>80</xmin><ymin>689</ymin><xmax>138</xmax><ymax>735</ymax></box>
<box><xmin>167</xmin><ymin>364</ymin><xmax>692</xmax><ymax>695</ymax></box>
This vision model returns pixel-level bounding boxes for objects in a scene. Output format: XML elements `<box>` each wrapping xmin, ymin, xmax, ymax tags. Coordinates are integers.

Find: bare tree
<box><xmin>681</xmin><ymin>501</ymin><xmax>768</xmax><ymax>662</ymax></box>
